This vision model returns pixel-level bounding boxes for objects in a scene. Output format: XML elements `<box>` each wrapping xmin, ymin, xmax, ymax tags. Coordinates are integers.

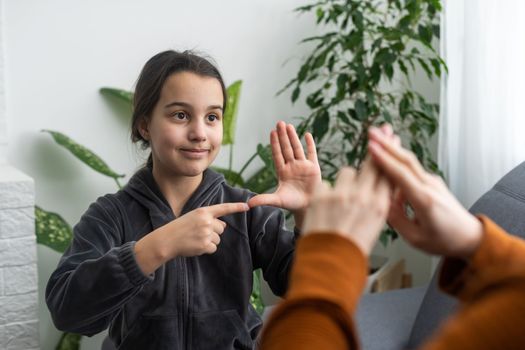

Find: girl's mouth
<box><xmin>180</xmin><ymin>148</ymin><xmax>210</xmax><ymax>159</ymax></box>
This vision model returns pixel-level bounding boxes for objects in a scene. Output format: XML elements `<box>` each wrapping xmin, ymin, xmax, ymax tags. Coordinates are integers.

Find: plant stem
<box><xmin>228</xmin><ymin>145</ymin><xmax>233</xmax><ymax>171</ymax></box>
<box><xmin>238</xmin><ymin>151</ymin><xmax>258</xmax><ymax>178</ymax></box>
<box><xmin>114</xmin><ymin>178</ymin><xmax>123</xmax><ymax>190</ymax></box>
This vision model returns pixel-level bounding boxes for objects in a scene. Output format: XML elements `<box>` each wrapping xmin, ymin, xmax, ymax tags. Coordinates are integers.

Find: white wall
<box><xmin>3</xmin><ymin>1</ymin><xmax>440</xmax><ymax>349</ymax></box>
<box><xmin>0</xmin><ymin>165</ymin><xmax>39</xmax><ymax>350</ymax></box>
<box><xmin>0</xmin><ymin>0</ymin><xmax>6</xmax><ymax>165</ymax></box>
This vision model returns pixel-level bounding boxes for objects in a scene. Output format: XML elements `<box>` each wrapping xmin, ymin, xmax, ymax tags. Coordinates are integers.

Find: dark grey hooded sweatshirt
<box><xmin>46</xmin><ymin>167</ymin><xmax>297</xmax><ymax>350</ymax></box>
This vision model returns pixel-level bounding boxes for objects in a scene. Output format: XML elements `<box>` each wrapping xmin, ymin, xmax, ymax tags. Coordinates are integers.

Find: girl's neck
<box><xmin>152</xmin><ymin>166</ymin><xmax>204</xmax><ymax>217</ymax></box>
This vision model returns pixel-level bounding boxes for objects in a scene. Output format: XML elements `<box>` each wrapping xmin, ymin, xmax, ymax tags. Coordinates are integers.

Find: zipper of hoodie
<box><xmin>181</xmin><ymin>257</ymin><xmax>190</xmax><ymax>349</ymax></box>
<box><xmin>176</xmin><ymin>256</ymin><xmax>186</xmax><ymax>349</ymax></box>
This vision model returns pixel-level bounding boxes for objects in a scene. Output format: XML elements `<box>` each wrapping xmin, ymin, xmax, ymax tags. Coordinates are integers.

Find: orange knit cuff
<box><xmin>287</xmin><ymin>232</ymin><xmax>369</xmax><ymax>314</ymax></box>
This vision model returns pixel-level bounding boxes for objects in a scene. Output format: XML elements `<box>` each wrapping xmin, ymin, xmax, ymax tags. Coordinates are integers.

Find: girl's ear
<box><xmin>139</xmin><ymin>118</ymin><xmax>150</xmax><ymax>141</ymax></box>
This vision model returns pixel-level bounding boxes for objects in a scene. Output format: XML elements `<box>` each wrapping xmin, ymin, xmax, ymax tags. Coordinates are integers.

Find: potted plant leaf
<box><xmin>281</xmin><ymin>0</ymin><xmax>446</xmax><ymax>244</ymax></box>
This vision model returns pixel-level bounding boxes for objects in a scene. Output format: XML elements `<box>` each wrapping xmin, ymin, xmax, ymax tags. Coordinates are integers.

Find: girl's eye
<box><xmin>173</xmin><ymin>112</ymin><xmax>188</xmax><ymax>120</ymax></box>
<box><xmin>207</xmin><ymin>114</ymin><xmax>219</xmax><ymax>122</ymax></box>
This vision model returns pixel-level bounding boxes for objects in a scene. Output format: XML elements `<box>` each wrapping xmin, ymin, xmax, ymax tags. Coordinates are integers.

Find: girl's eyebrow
<box><xmin>164</xmin><ymin>101</ymin><xmax>223</xmax><ymax>111</ymax></box>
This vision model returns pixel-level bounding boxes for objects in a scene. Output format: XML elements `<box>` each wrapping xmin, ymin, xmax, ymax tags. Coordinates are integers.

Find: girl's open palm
<box><xmin>248</xmin><ymin>121</ymin><xmax>322</xmax><ymax>213</ymax></box>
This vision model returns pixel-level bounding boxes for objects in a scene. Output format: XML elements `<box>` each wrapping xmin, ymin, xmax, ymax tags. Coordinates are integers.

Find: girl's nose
<box><xmin>188</xmin><ymin>119</ymin><xmax>207</xmax><ymax>142</ymax></box>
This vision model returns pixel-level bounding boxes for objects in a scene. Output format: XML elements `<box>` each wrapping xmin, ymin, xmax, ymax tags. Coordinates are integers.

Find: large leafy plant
<box><xmin>36</xmin><ymin>82</ymin><xmax>275</xmax><ymax>350</ymax></box>
<box><xmin>281</xmin><ymin>0</ymin><xmax>446</xmax><ymax>243</ymax></box>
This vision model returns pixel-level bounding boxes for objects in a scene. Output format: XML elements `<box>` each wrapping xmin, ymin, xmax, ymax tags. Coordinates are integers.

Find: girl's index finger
<box><xmin>208</xmin><ymin>202</ymin><xmax>249</xmax><ymax>218</ymax></box>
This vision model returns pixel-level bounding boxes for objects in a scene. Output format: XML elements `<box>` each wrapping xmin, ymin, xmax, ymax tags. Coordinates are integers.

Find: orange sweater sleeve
<box><xmin>259</xmin><ymin>232</ymin><xmax>368</xmax><ymax>350</ymax></box>
<box><xmin>421</xmin><ymin>216</ymin><xmax>525</xmax><ymax>350</ymax></box>
<box><xmin>260</xmin><ymin>217</ymin><xmax>525</xmax><ymax>350</ymax></box>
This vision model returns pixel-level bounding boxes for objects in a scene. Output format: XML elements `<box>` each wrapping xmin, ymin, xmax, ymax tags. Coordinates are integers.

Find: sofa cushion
<box><xmin>356</xmin><ymin>287</ymin><xmax>426</xmax><ymax>350</ymax></box>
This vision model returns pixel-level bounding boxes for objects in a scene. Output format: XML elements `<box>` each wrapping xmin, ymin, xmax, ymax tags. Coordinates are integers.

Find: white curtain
<box><xmin>439</xmin><ymin>0</ymin><xmax>525</xmax><ymax>208</ymax></box>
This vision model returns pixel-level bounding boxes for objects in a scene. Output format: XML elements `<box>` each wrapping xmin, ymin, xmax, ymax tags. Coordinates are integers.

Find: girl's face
<box><xmin>142</xmin><ymin>71</ymin><xmax>224</xmax><ymax>178</ymax></box>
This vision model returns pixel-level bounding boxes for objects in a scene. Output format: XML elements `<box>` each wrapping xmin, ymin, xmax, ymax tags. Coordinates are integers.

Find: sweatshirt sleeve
<box><xmin>45</xmin><ymin>197</ymin><xmax>153</xmax><ymax>336</ymax></box>
<box><xmin>247</xmin><ymin>204</ymin><xmax>299</xmax><ymax>297</ymax></box>
<box><xmin>420</xmin><ymin>216</ymin><xmax>525</xmax><ymax>350</ymax></box>
<box><xmin>259</xmin><ymin>232</ymin><xmax>368</xmax><ymax>350</ymax></box>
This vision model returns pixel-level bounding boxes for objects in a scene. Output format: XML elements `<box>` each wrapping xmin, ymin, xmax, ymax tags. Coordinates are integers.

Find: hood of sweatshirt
<box><xmin>123</xmin><ymin>166</ymin><xmax>226</xmax><ymax>230</ymax></box>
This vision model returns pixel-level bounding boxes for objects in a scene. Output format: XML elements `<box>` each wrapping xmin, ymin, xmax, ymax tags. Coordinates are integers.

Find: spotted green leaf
<box><xmin>99</xmin><ymin>87</ymin><xmax>133</xmax><ymax>107</ymax></box>
<box><xmin>42</xmin><ymin>130</ymin><xmax>125</xmax><ymax>179</ymax></box>
<box><xmin>256</xmin><ymin>144</ymin><xmax>276</xmax><ymax>176</ymax></box>
<box><xmin>211</xmin><ymin>166</ymin><xmax>245</xmax><ymax>187</ymax></box>
<box><xmin>222</xmin><ymin>80</ymin><xmax>242</xmax><ymax>145</ymax></box>
<box><xmin>250</xmin><ymin>269</ymin><xmax>264</xmax><ymax>315</ymax></box>
<box><xmin>35</xmin><ymin>206</ymin><xmax>73</xmax><ymax>253</ymax></box>
<box><xmin>245</xmin><ymin>166</ymin><xmax>277</xmax><ymax>194</ymax></box>
<box><xmin>56</xmin><ymin>332</ymin><xmax>82</xmax><ymax>350</ymax></box>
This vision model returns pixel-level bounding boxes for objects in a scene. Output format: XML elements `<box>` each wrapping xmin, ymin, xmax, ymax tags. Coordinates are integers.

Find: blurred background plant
<box><xmin>280</xmin><ymin>0</ymin><xmax>446</xmax><ymax>244</ymax></box>
<box><xmin>36</xmin><ymin>82</ymin><xmax>274</xmax><ymax>350</ymax></box>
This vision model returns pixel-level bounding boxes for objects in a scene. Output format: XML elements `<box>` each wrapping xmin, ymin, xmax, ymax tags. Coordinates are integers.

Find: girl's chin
<box><xmin>172</xmin><ymin>162</ymin><xmax>211</xmax><ymax>178</ymax></box>
<box><xmin>181</xmin><ymin>168</ymin><xmax>207</xmax><ymax>177</ymax></box>
<box><xmin>155</xmin><ymin>155</ymin><xmax>218</xmax><ymax>178</ymax></box>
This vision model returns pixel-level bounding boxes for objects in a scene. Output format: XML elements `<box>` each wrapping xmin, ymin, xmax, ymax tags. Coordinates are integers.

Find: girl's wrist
<box><xmin>155</xmin><ymin>223</ymin><xmax>179</xmax><ymax>260</ymax></box>
<box><xmin>134</xmin><ymin>237</ymin><xmax>163</xmax><ymax>275</ymax></box>
<box><xmin>292</xmin><ymin>209</ymin><xmax>306</xmax><ymax>231</ymax></box>
<box><xmin>134</xmin><ymin>226</ymin><xmax>174</xmax><ymax>275</ymax></box>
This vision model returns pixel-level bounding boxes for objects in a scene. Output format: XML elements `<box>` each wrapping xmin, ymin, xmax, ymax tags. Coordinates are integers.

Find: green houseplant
<box><xmin>36</xmin><ymin>82</ymin><xmax>276</xmax><ymax>350</ymax></box>
<box><xmin>282</xmin><ymin>0</ymin><xmax>446</xmax><ymax>243</ymax></box>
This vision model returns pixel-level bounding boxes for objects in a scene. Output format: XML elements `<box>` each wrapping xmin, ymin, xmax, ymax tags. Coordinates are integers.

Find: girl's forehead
<box><xmin>164</xmin><ymin>72</ymin><xmax>221</xmax><ymax>93</ymax></box>
<box><xmin>161</xmin><ymin>72</ymin><xmax>223</xmax><ymax>106</ymax></box>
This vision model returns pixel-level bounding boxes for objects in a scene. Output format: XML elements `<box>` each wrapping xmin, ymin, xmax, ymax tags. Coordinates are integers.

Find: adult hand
<box><xmin>367</xmin><ymin>126</ymin><xmax>483</xmax><ymax>259</ymax></box>
<box><xmin>248</xmin><ymin>121</ymin><xmax>322</xmax><ymax>229</ymax></box>
<box><xmin>301</xmin><ymin>158</ymin><xmax>391</xmax><ymax>256</ymax></box>
<box><xmin>135</xmin><ymin>202</ymin><xmax>249</xmax><ymax>275</ymax></box>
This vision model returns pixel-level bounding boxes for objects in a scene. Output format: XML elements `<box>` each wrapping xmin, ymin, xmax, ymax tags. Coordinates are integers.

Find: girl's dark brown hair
<box><xmin>130</xmin><ymin>50</ymin><xmax>227</xmax><ymax>167</ymax></box>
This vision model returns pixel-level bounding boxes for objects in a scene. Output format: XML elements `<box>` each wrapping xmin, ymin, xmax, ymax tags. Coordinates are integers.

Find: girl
<box><xmin>46</xmin><ymin>50</ymin><xmax>321</xmax><ymax>349</ymax></box>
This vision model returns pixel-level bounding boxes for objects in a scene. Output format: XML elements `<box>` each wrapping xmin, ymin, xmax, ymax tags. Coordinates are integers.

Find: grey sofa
<box><xmin>356</xmin><ymin>160</ymin><xmax>525</xmax><ymax>349</ymax></box>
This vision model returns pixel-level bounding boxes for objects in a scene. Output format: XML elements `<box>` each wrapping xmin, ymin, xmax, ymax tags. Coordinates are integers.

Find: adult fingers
<box><xmin>334</xmin><ymin>167</ymin><xmax>357</xmax><ymax>192</ymax></box>
<box><xmin>286</xmin><ymin>123</ymin><xmax>306</xmax><ymax>160</ymax></box>
<box><xmin>312</xmin><ymin>180</ymin><xmax>332</xmax><ymax>198</ymax></box>
<box><xmin>379</xmin><ymin>123</ymin><xmax>393</xmax><ymax>137</ymax></box>
<box><xmin>393</xmin><ymin>135</ymin><xmax>401</xmax><ymax>147</ymax></box>
<box><xmin>368</xmin><ymin>139</ymin><xmax>426</xmax><ymax>207</ymax></box>
<box><xmin>208</xmin><ymin>202</ymin><xmax>249</xmax><ymax>218</ymax></box>
<box><xmin>357</xmin><ymin>156</ymin><xmax>380</xmax><ymax>192</ymax></box>
<box><xmin>375</xmin><ymin>173</ymin><xmax>392</xmax><ymax>213</ymax></box>
<box><xmin>387</xmin><ymin>203</ymin><xmax>420</xmax><ymax>243</ymax></box>
<box><xmin>368</xmin><ymin>127</ymin><xmax>427</xmax><ymax>181</ymax></box>
<box><xmin>391</xmin><ymin>187</ymin><xmax>405</xmax><ymax>208</ymax></box>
